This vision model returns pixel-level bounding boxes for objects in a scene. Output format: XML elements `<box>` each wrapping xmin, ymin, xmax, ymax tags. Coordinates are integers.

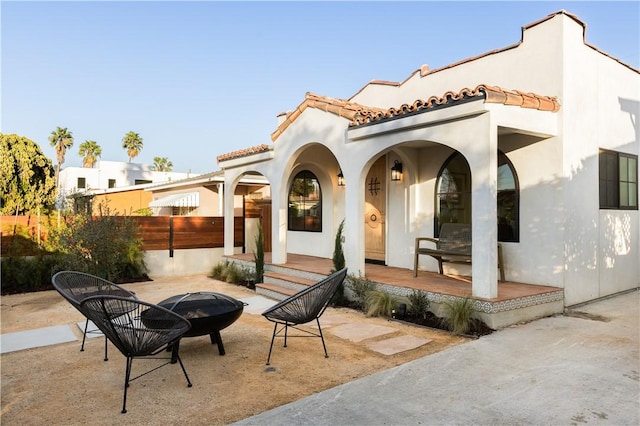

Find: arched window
<box><xmin>497</xmin><ymin>152</ymin><xmax>519</xmax><ymax>242</ymax></box>
<box><xmin>435</xmin><ymin>154</ymin><xmax>471</xmax><ymax>233</ymax></box>
<box><xmin>435</xmin><ymin>151</ymin><xmax>519</xmax><ymax>242</ymax></box>
<box><xmin>288</xmin><ymin>170</ymin><xmax>322</xmax><ymax>232</ymax></box>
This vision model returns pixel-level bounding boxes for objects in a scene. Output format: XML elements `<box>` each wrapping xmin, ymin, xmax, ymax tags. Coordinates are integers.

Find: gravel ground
<box><xmin>1</xmin><ymin>275</ymin><xmax>466</xmax><ymax>425</ymax></box>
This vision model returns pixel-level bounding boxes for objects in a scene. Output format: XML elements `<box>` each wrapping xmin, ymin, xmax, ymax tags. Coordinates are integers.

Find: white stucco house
<box><xmin>59</xmin><ymin>160</ymin><xmax>196</xmax><ymax>199</ymax></box>
<box><xmin>217</xmin><ymin>11</ymin><xmax>639</xmax><ymax>308</ymax></box>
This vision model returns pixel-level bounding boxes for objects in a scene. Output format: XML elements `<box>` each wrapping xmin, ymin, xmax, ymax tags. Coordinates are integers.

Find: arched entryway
<box><xmin>364</xmin><ymin>155</ymin><xmax>387</xmax><ymax>264</ymax></box>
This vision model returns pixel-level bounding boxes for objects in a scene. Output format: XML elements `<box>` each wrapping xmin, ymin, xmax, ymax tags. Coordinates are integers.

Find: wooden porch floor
<box><xmin>228</xmin><ymin>253</ymin><xmax>561</xmax><ymax>303</ymax></box>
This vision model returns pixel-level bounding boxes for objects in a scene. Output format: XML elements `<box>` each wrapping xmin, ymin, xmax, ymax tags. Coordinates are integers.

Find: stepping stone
<box><xmin>240</xmin><ymin>296</ymin><xmax>276</xmax><ymax>315</ymax></box>
<box><xmin>1</xmin><ymin>325</ymin><xmax>77</xmax><ymax>354</ymax></box>
<box><xmin>366</xmin><ymin>335</ymin><xmax>432</xmax><ymax>356</ymax></box>
<box><xmin>330</xmin><ymin>323</ymin><xmax>396</xmax><ymax>342</ymax></box>
<box><xmin>318</xmin><ymin>315</ymin><xmax>350</xmax><ymax>328</ymax></box>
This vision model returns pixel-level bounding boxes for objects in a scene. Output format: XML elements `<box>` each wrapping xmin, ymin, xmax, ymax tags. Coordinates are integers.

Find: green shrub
<box><xmin>224</xmin><ymin>262</ymin><xmax>247</xmax><ymax>284</ymax></box>
<box><xmin>253</xmin><ymin>222</ymin><xmax>264</xmax><ymax>283</ymax></box>
<box><xmin>1</xmin><ymin>254</ymin><xmax>62</xmax><ymax>294</ymax></box>
<box><xmin>210</xmin><ymin>260</ymin><xmax>248</xmax><ymax>285</ymax></box>
<box><xmin>441</xmin><ymin>296</ymin><xmax>476</xmax><ymax>335</ymax></box>
<box><xmin>408</xmin><ymin>289</ymin><xmax>430</xmax><ymax>319</ymax></box>
<box><xmin>329</xmin><ymin>219</ymin><xmax>347</xmax><ymax>306</ymax></box>
<box><xmin>48</xmin><ymin>204</ymin><xmax>147</xmax><ymax>282</ymax></box>
<box><xmin>365</xmin><ymin>290</ymin><xmax>400</xmax><ymax>318</ymax></box>
<box><xmin>346</xmin><ymin>273</ymin><xmax>375</xmax><ymax>309</ymax></box>
<box><xmin>210</xmin><ymin>262</ymin><xmax>226</xmax><ymax>280</ymax></box>
<box><xmin>332</xmin><ymin>219</ymin><xmax>345</xmax><ymax>271</ymax></box>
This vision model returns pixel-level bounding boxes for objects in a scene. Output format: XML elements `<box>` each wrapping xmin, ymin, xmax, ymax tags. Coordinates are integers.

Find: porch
<box><xmin>225</xmin><ymin>253</ymin><xmax>565</xmax><ymax>329</ymax></box>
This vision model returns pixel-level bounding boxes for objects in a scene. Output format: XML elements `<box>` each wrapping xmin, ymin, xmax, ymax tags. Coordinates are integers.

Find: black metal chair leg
<box><xmin>122</xmin><ymin>357</ymin><xmax>133</xmax><ymax>414</ymax></box>
<box><xmin>266</xmin><ymin>323</ymin><xmax>278</xmax><ymax>365</ymax></box>
<box><xmin>283</xmin><ymin>323</ymin><xmax>288</xmax><ymax>348</ymax></box>
<box><xmin>81</xmin><ymin>319</ymin><xmax>89</xmax><ymax>351</ymax></box>
<box><xmin>316</xmin><ymin>318</ymin><xmax>329</xmax><ymax>358</ymax></box>
<box><xmin>104</xmin><ymin>336</ymin><xmax>109</xmax><ymax>361</ymax></box>
<box><xmin>175</xmin><ymin>354</ymin><xmax>193</xmax><ymax>387</ymax></box>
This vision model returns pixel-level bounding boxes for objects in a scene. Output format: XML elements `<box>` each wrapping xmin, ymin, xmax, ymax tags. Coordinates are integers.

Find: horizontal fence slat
<box><xmin>1</xmin><ymin>215</ymin><xmax>245</xmax><ymax>256</ymax></box>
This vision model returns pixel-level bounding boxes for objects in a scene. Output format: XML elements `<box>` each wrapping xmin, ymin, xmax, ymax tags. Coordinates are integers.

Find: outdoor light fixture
<box><xmin>390</xmin><ymin>160</ymin><xmax>403</xmax><ymax>181</ymax></box>
<box><xmin>337</xmin><ymin>170</ymin><xmax>345</xmax><ymax>186</ymax></box>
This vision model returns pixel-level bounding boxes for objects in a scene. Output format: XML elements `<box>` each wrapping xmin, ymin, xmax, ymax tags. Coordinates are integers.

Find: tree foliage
<box><xmin>151</xmin><ymin>156</ymin><xmax>173</xmax><ymax>171</ymax></box>
<box><xmin>48</xmin><ymin>126</ymin><xmax>73</xmax><ymax>187</ymax></box>
<box><xmin>78</xmin><ymin>140</ymin><xmax>102</xmax><ymax>168</ymax></box>
<box><xmin>122</xmin><ymin>131</ymin><xmax>143</xmax><ymax>163</ymax></box>
<box><xmin>0</xmin><ymin>133</ymin><xmax>57</xmax><ymax>215</ymax></box>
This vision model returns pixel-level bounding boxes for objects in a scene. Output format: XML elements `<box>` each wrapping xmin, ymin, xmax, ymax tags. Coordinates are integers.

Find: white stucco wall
<box><xmin>219</xmin><ymin>12</ymin><xmax>639</xmax><ymax>306</ymax></box>
<box><xmin>59</xmin><ymin>160</ymin><xmax>194</xmax><ymax>196</ymax></box>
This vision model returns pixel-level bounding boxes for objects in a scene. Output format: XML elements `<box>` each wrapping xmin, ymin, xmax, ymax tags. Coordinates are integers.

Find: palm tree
<box><xmin>78</xmin><ymin>140</ymin><xmax>102</xmax><ymax>168</ymax></box>
<box><xmin>151</xmin><ymin>156</ymin><xmax>173</xmax><ymax>172</ymax></box>
<box><xmin>122</xmin><ymin>131</ymin><xmax>143</xmax><ymax>163</ymax></box>
<box><xmin>48</xmin><ymin>126</ymin><xmax>74</xmax><ymax>189</ymax></box>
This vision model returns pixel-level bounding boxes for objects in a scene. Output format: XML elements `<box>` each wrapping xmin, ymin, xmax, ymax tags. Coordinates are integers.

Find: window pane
<box><xmin>288</xmin><ymin>171</ymin><xmax>322</xmax><ymax>231</ymax></box>
<box><xmin>620</xmin><ymin>156</ymin><xmax>628</xmax><ymax>181</ymax></box>
<box><xmin>629</xmin><ymin>183</ymin><xmax>637</xmax><ymax>207</ymax></box>
<box><xmin>606</xmin><ymin>154</ymin><xmax>618</xmax><ymax>180</ymax></box>
<box><xmin>620</xmin><ymin>182</ymin><xmax>629</xmax><ymax>206</ymax></box>
<box><xmin>629</xmin><ymin>157</ymin><xmax>637</xmax><ymax>183</ymax></box>
<box><xmin>436</xmin><ymin>155</ymin><xmax>471</xmax><ymax>232</ymax></box>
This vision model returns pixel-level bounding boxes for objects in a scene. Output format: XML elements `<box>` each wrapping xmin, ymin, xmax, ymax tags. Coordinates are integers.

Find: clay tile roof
<box><xmin>270</xmin><ymin>92</ymin><xmax>386</xmax><ymax>142</ymax></box>
<box><xmin>216</xmin><ymin>144</ymin><xmax>272</xmax><ymax>162</ymax></box>
<box><xmin>350</xmin><ymin>84</ymin><xmax>560</xmax><ymax>127</ymax></box>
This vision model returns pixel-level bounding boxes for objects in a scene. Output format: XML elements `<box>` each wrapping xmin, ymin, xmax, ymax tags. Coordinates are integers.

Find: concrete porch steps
<box><xmin>223</xmin><ymin>255</ymin><xmax>331</xmax><ymax>302</ymax></box>
<box><xmin>256</xmin><ymin>272</ymin><xmax>316</xmax><ymax>301</ymax></box>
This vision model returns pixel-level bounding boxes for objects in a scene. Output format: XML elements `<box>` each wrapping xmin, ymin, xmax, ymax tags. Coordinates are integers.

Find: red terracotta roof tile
<box><xmin>216</xmin><ymin>144</ymin><xmax>272</xmax><ymax>162</ymax></box>
<box><xmin>270</xmin><ymin>92</ymin><xmax>386</xmax><ymax>142</ymax></box>
<box><xmin>350</xmin><ymin>84</ymin><xmax>560</xmax><ymax>126</ymax></box>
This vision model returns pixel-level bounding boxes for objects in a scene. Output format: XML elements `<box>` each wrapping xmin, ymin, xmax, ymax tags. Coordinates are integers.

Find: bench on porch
<box><xmin>413</xmin><ymin>223</ymin><xmax>505</xmax><ymax>281</ymax></box>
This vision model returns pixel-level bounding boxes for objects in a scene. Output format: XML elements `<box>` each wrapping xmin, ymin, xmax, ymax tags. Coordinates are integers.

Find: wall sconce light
<box><xmin>390</xmin><ymin>160</ymin><xmax>403</xmax><ymax>181</ymax></box>
<box><xmin>337</xmin><ymin>170</ymin><xmax>345</xmax><ymax>186</ymax></box>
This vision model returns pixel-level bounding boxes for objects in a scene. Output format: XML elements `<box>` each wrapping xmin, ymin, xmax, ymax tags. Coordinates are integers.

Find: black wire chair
<box><xmin>262</xmin><ymin>268</ymin><xmax>347</xmax><ymax>365</ymax></box>
<box><xmin>52</xmin><ymin>271</ymin><xmax>138</xmax><ymax>361</ymax></box>
<box><xmin>79</xmin><ymin>295</ymin><xmax>193</xmax><ymax>413</ymax></box>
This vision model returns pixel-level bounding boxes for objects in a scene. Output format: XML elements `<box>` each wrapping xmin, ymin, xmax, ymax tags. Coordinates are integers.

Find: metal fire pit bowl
<box><xmin>156</xmin><ymin>292</ymin><xmax>245</xmax><ymax>356</ymax></box>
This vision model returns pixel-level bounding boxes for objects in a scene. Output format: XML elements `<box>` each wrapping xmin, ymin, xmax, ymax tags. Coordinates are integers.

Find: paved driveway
<box><xmin>234</xmin><ymin>290</ymin><xmax>640</xmax><ymax>425</ymax></box>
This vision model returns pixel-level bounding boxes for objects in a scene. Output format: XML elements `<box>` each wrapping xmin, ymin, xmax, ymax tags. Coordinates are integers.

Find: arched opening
<box><xmin>288</xmin><ymin>170</ymin><xmax>322</xmax><ymax>232</ymax></box>
<box><xmin>435</xmin><ymin>151</ymin><xmax>519</xmax><ymax>242</ymax></box>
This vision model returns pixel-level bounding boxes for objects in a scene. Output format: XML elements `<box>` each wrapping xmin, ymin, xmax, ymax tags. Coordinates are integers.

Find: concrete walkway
<box><xmin>234</xmin><ymin>290</ymin><xmax>640</xmax><ymax>425</ymax></box>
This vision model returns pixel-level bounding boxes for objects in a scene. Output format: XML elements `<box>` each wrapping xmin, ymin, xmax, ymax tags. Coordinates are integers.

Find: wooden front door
<box><xmin>364</xmin><ymin>157</ymin><xmax>386</xmax><ymax>264</ymax></box>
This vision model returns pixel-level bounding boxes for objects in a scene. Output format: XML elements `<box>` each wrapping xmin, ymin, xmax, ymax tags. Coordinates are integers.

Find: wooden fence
<box><xmin>0</xmin><ymin>215</ymin><xmax>244</xmax><ymax>256</ymax></box>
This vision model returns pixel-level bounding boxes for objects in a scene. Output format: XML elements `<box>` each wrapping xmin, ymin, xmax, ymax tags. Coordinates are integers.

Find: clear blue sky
<box><xmin>2</xmin><ymin>1</ymin><xmax>639</xmax><ymax>174</ymax></box>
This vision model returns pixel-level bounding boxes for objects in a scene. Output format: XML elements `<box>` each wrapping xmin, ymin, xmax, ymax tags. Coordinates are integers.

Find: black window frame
<box><xmin>599</xmin><ymin>149</ymin><xmax>638</xmax><ymax>210</ymax></box>
<box><xmin>288</xmin><ymin>170</ymin><xmax>322</xmax><ymax>232</ymax></box>
<box><xmin>434</xmin><ymin>151</ymin><xmax>520</xmax><ymax>242</ymax></box>
<box><xmin>77</xmin><ymin>177</ymin><xmax>86</xmax><ymax>189</ymax></box>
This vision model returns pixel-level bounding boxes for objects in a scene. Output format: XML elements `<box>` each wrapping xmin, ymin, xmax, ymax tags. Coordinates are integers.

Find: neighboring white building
<box><xmin>217</xmin><ymin>11</ymin><xmax>639</xmax><ymax>308</ymax></box>
<box><xmin>59</xmin><ymin>160</ymin><xmax>197</xmax><ymax>199</ymax></box>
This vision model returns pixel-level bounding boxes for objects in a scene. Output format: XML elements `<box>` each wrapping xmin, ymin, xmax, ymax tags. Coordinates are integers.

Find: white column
<box><xmin>223</xmin><ymin>179</ymin><xmax>235</xmax><ymax>256</ymax></box>
<box><xmin>467</xmin><ymin>114</ymin><xmax>499</xmax><ymax>299</ymax></box>
<box><xmin>271</xmin><ymin>177</ymin><xmax>287</xmax><ymax>264</ymax></box>
<box><xmin>217</xmin><ymin>183</ymin><xmax>224</xmax><ymax>215</ymax></box>
<box><xmin>344</xmin><ymin>169</ymin><xmax>366</xmax><ymax>277</ymax></box>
